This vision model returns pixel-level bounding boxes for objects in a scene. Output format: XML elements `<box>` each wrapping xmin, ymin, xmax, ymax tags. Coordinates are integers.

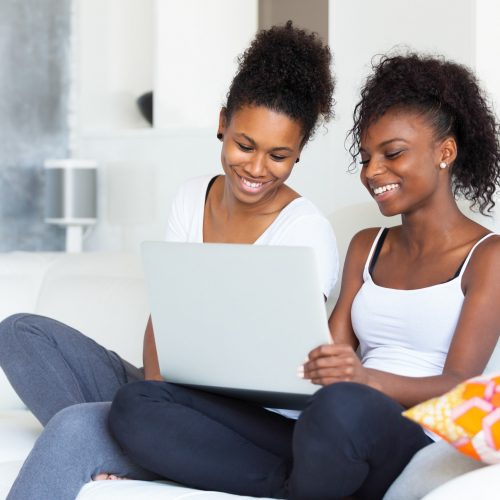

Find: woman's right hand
<box><xmin>301</xmin><ymin>343</ymin><xmax>372</xmax><ymax>387</ymax></box>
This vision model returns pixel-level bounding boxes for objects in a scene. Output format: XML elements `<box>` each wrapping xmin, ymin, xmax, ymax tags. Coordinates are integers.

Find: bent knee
<box><xmin>0</xmin><ymin>313</ymin><xmax>37</xmax><ymax>352</ymax></box>
<box><xmin>305</xmin><ymin>382</ymin><xmax>393</xmax><ymax>431</ymax></box>
<box><xmin>110</xmin><ymin>382</ymin><xmax>156</xmax><ymax>438</ymax></box>
<box><xmin>309</xmin><ymin>382</ymin><xmax>372</xmax><ymax>411</ymax></box>
<box><xmin>109</xmin><ymin>381</ymin><xmax>177</xmax><ymax>441</ymax></box>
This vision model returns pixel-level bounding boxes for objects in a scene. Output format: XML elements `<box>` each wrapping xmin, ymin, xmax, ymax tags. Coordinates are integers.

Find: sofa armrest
<box><xmin>422</xmin><ymin>462</ymin><xmax>500</xmax><ymax>499</ymax></box>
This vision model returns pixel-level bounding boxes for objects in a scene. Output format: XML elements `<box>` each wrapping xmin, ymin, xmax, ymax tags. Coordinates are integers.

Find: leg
<box><xmin>383</xmin><ymin>440</ymin><xmax>484</xmax><ymax>500</ymax></box>
<box><xmin>7</xmin><ymin>402</ymin><xmax>158</xmax><ymax>500</ymax></box>
<box><xmin>290</xmin><ymin>382</ymin><xmax>432</xmax><ymax>500</ymax></box>
<box><xmin>0</xmin><ymin>313</ymin><xmax>143</xmax><ymax>425</ymax></box>
<box><xmin>109</xmin><ymin>381</ymin><xmax>295</xmax><ymax>498</ymax></box>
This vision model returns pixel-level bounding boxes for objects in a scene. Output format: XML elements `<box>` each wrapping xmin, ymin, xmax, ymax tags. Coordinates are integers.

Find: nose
<box><xmin>362</xmin><ymin>156</ymin><xmax>385</xmax><ymax>181</ymax></box>
<box><xmin>244</xmin><ymin>153</ymin><xmax>266</xmax><ymax>178</ymax></box>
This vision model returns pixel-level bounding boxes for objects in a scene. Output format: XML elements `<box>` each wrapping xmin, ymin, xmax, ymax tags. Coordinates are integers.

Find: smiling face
<box><xmin>218</xmin><ymin>105</ymin><xmax>303</xmax><ymax>207</ymax></box>
<box><xmin>359</xmin><ymin>108</ymin><xmax>456</xmax><ymax>217</ymax></box>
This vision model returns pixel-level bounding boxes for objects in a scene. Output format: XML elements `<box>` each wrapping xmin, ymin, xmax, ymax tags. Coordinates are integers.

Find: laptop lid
<box><xmin>141</xmin><ymin>241</ymin><xmax>331</xmax><ymax>409</ymax></box>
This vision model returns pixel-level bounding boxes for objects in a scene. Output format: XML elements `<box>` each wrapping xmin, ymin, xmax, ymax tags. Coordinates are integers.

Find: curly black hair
<box><xmin>348</xmin><ymin>53</ymin><xmax>500</xmax><ymax>214</ymax></box>
<box><xmin>225</xmin><ymin>21</ymin><xmax>334</xmax><ymax>145</ymax></box>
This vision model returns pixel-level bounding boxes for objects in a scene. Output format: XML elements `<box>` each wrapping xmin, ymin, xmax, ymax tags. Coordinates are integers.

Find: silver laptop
<box><xmin>141</xmin><ymin>241</ymin><xmax>331</xmax><ymax>409</ymax></box>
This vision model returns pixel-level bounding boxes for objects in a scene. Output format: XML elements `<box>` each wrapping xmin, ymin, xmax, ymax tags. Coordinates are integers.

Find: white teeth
<box><xmin>373</xmin><ymin>183</ymin><xmax>399</xmax><ymax>195</ymax></box>
<box><xmin>241</xmin><ymin>177</ymin><xmax>262</xmax><ymax>188</ymax></box>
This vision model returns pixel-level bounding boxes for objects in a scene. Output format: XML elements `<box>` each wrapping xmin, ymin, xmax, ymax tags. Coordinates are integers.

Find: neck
<box><xmin>399</xmin><ymin>191</ymin><xmax>468</xmax><ymax>253</ymax></box>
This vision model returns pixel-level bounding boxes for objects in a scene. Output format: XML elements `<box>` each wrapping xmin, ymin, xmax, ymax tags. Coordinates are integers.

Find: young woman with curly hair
<box><xmin>291</xmin><ymin>53</ymin><xmax>500</xmax><ymax>499</ymax></box>
<box><xmin>0</xmin><ymin>22</ymin><xmax>338</xmax><ymax>500</ymax></box>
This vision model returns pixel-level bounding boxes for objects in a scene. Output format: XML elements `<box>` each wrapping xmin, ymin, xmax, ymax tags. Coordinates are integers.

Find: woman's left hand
<box><xmin>301</xmin><ymin>343</ymin><xmax>369</xmax><ymax>386</ymax></box>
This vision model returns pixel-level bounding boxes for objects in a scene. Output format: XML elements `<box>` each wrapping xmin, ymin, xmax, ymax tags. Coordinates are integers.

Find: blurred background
<box><xmin>0</xmin><ymin>0</ymin><xmax>498</xmax><ymax>252</ymax></box>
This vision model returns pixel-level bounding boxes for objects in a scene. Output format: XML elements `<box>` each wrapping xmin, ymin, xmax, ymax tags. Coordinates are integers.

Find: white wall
<box><xmin>476</xmin><ymin>0</ymin><xmax>500</xmax><ymax>116</ymax></box>
<box><xmin>79</xmin><ymin>0</ymin><xmax>154</xmax><ymax>131</ymax></box>
<box><xmin>82</xmin><ymin>129</ymin><xmax>221</xmax><ymax>251</ymax></box>
<box><xmin>155</xmin><ymin>0</ymin><xmax>257</xmax><ymax>128</ymax></box>
<box><xmin>475</xmin><ymin>0</ymin><xmax>500</xmax><ymax>229</ymax></box>
<box><xmin>81</xmin><ymin>0</ymin><xmax>498</xmax><ymax>252</ymax></box>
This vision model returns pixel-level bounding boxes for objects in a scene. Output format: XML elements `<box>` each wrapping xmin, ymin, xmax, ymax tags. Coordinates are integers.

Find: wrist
<box><xmin>366</xmin><ymin>369</ymin><xmax>383</xmax><ymax>392</ymax></box>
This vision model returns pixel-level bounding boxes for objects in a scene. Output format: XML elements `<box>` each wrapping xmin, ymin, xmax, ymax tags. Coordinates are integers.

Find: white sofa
<box><xmin>0</xmin><ymin>252</ymin><xmax>271</xmax><ymax>500</ymax></box>
<box><xmin>0</xmin><ymin>203</ymin><xmax>499</xmax><ymax>499</ymax></box>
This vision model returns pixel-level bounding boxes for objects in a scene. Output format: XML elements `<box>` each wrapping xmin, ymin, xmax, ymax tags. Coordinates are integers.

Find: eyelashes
<box><xmin>359</xmin><ymin>150</ymin><xmax>405</xmax><ymax>166</ymax></box>
<box><xmin>235</xmin><ymin>142</ymin><xmax>288</xmax><ymax>162</ymax></box>
<box><xmin>236</xmin><ymin>142</ymin><xmax>253</xmax><ymax>152</ymax></box>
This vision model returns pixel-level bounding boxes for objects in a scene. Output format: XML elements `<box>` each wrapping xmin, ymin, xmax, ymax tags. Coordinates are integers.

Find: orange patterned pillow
<box><xmin>403</xmin><ymin>373</ymin><xmax>500</xmax><ymax>463</ymax></box>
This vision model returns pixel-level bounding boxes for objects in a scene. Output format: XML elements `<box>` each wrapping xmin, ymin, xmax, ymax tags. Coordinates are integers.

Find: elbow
<box><xmin>442</xmin><ymin>368</ymin><xmax>480</xmax><ymax>389</ymax></box>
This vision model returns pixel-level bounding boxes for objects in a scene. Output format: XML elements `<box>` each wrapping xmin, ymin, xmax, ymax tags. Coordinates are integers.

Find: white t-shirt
<box><xmin>165</xmin><ymin>175</ymin><xmax>339</xmax><ymax>298</ymax></box>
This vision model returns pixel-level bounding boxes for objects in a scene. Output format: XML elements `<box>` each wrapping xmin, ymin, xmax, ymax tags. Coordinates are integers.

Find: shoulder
<box><xmin>169</xmin><ymin>175</ymin><xmax>215</xmax><ymax>216</ymax></box>
<box><xmin>465</xmin><ymin>233</ymin><xmax>500</xmax><ymax>280</ymax></box>
<box><xmin>341</xmin><ymin>226</ymin><xmax>390</xmax><ymax>278</ymax></box>
<box><xmin>284</xmin><ymin>196</ymin><xmax>326</xmax><ymax>218</ymax></box>
<box><xmin>280</xmin><ymin>198</ymin><xmax>337</xmax><ymax>247</ymax></box>
<box><xmin>273</xmin><ymin>197</ymin><xmax>333</xmax><ymax>236</ymax></box>
<box><xmin>348</xmin><ymin>227</ymin><xmax>384</xmax><ymax>257</ymax></box>
<box><xmin>174</xmin><ymin>175</ymin><xmax>214</xmax><ymax>202</ymax></box>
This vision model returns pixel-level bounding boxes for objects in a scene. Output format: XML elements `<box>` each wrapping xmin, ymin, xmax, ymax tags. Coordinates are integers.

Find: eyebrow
<box><xmin>360</xmin><ymin>138</ymin><xmax>409</xmax><ymax>153</ymax></box>
<box><xmin>236</xmin><ymin>133</ymin><xmax>294</xmax><ymax>152</ymax></box>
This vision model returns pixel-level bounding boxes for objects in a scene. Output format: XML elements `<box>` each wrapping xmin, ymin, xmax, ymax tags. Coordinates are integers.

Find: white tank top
<box><xmin>351</xmin><ymin>228</ymin><xmax>496</xmax><ymax>377</ymax></box>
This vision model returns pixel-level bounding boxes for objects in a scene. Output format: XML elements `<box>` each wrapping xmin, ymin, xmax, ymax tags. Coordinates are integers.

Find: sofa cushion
<box><xmin>0</xmin><ymin>371</ymin><xmax>25</xmax><ymax>411</ymax></box>
<box><xmin>421</xmin><ymin>462</ymin><xmax>500</xmax><ymax>499</ymax></box>
<box><xmin>0</xmin><ymin>253</ymin><xmax>58</xmax><ymax>320</ymax></box>
<box><xmin>0</xmin><ymin>461</ymin><xmax>23</xmax><ymax>500</ymax></box>
<box><xmin>77</xmin><ymin>479</ymin><xmax>271</xmax><ymax>499</ymax></box>
<box><xmin>383</xmin><ymin>440</ymin><xmax>484</xmax><ymax>500</ymax></box>
<box><xmin>0</xmin><ymin>411</ymin><xmax>42</xmax><ymax>463</ymax></box>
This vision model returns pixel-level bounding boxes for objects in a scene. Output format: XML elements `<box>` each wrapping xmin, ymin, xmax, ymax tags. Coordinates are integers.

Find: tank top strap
<box><xmin>458</xmin><ymin>232</ymin><xmax>498</xmax><ymax>278</ymax></box>
<box><xmin>363</xmin><ymin>228</ymin><xmax>387</xmax><ymax>281</ymax></box>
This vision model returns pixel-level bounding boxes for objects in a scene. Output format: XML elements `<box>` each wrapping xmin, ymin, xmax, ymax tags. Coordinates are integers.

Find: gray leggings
<box><xmin>0</xmin><ymin>313</ymin><xmax>156</xmax><ymax>500</ymax></box>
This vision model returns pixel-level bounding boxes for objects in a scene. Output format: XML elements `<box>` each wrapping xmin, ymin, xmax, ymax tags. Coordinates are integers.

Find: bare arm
<box><xmin>326</xmin><ymin>229</ymin><xmax>375</xmax><ymax>348</ymax></box>
<box><xmin>305</xmin><ymin>234</ymin><xmax>500</xmax><ymax>408</ymax></box>
<box><xmin>143</xmin><ymin>315</ymin><xmax>164</xmax><ymax>381</ymax></box>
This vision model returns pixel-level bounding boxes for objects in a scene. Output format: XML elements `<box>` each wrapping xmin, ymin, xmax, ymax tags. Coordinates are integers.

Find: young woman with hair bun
<box><xmin>0</xmin><ymin>22</ymin><xmax>338</xmax><ymax>500</ymax></box>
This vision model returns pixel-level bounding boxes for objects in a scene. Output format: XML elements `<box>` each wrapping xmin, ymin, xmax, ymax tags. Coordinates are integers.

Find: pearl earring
<box><xmin>439</xmin><ymin>161</ymin><xmax>448</xmax><ymax>169</ymax></box>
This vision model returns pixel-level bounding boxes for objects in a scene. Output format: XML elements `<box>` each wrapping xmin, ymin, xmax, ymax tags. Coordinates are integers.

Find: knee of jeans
<box><xmin>44</xmin><ymin>402</ymin><xmax>111</xmax><ymax>446</ymax></box>
<box><xmin>0</xmin><ymin>313</ymin><xmax>34</xmax><ymax>353</ymax></box>
<box><xmin>304</xmin><ymin>383</ymin><xmax>377</xmax><ymax>434</ymax></box>
<box><xmin>109</xmin><ymin>381</ymin><xmax>168</xmax><ymax>442</ymax></box>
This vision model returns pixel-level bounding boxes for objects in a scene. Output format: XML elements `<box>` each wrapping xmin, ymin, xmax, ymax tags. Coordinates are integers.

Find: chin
<box><xmin>376</xmin><ymin>204</ymin><xmax>401</xmax><ymax>218</ymax></box>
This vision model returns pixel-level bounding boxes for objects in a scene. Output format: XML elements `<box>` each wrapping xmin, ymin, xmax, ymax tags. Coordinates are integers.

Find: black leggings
<box><xmin>109</xmin><ymin>381</ymin><xmax>431</xmax><ymax>500</ymax></box>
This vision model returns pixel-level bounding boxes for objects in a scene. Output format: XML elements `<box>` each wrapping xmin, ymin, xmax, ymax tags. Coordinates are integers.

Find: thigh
<box><xmin>0</xmin><ymin>313</ymin><xmax>143</xmax><ymax>424</ymax></box>
<box><xmin>110</xmin><ymin>382</ymin><xmax>294</xmax><ymax>497</ymax></box>
<box><xmin>115</xmin><ymin>381</ymin><xmax>295</xmax><ymax>459</ymax></box>
<box><xmin>291</xmin><ymin>383</ymin><xmax>431</xmax><ymax>500</ymax></box>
